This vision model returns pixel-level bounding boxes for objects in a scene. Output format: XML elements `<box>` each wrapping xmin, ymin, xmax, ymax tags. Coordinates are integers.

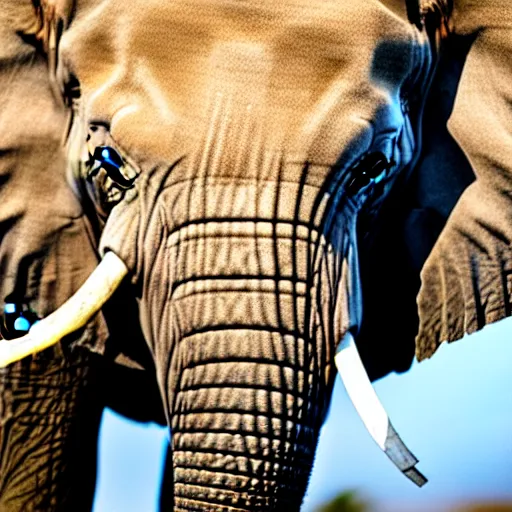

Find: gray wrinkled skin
<box><xmin>1</xmin><ymin>0</ymin><xmax>511</xmax><ymax>510</ymax></box>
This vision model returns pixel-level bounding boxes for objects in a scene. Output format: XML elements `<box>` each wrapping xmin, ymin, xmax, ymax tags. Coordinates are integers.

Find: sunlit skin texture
<box><xmin>5</xmin><ymin>0</ymin><xmax>512</xmax><ymax>511</ymax></box>
<box><xmin>2</xmin><ymin>0</ymin><xmax>432</xmax><ymax>510</ymax></box>
<box><xmin>64</xmin><ymin>0</ymin><xmax>424</xmax><ymax>168</ymax></box>
<box><xmin>64</xmin><ymin>2</ymin><xmax>434</xmax><ymax>511</ymax></box>
<box><xmin>59</xmin><ymin>2</ymin><xmax>430</xmax><ymax>510</ymax></box>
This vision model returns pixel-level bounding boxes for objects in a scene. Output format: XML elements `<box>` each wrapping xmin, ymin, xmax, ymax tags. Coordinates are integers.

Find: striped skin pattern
<box><xmin>4</xmin><ymin>0</ymin><xmax>512</xmax><ymax>511</ymax></box>
<box><xmin>90</xmin><ymin>2</ymin><xmax>429</xmax><ymax>508</ymax></box>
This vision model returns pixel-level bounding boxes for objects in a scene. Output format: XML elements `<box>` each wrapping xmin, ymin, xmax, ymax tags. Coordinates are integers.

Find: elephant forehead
<box><xmin>63</xmin><ymin>0</ymin><xmax>423</xmax><ymax>166</ymax></box>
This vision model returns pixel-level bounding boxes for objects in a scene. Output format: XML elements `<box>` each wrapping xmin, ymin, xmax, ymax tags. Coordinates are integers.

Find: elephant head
<box><xmin>1</xmin><ymin>0</ymin><xmax>511</xmax><ymax>510</ymax></box>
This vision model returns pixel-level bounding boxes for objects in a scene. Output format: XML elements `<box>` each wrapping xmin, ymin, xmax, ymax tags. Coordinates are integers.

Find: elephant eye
<box><xmin>346</xmin><ymin>151</ymin><xmax>394</xmax><ymax>194</ymax></box>
<box><xmin>1</xmin><ymin>303</ymin><xmax>40</xmax><ymax>340</ymax></box>
<box><xmin>87</xmin><ymin>146</ymin><xmax>138</xmax><ymax>190</ymax></box>
<box><xmin>363</xmin><ymin>152</ymin><xmax>393</xmax><ymax>182</ymax></box>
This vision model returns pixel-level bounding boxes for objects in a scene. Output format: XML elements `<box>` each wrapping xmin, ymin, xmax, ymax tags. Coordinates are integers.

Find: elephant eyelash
<box><xmin>346</xmin><ymin>151</ymin><xmax>395</xmax><ymax>195</ymax></box>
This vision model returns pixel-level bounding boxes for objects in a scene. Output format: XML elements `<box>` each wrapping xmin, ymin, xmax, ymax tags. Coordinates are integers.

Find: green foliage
<box><xmin>316</xmin><ymin>490</ymin><xmax>370</xmax><ymax>512</ymax></box>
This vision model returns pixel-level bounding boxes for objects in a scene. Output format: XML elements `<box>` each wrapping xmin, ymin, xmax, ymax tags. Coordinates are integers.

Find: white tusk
<box><xmin>0</xmin><ymin>251</ymin><xmax>128</xmax><ymax>368</ymax></box>
<box><xmin>335</xmin><ymin>333</ymin><xmax>427</xmax><ymax>487</ymax></box>
<box><xmin>335</xmin><ymin>332</ymin><xmax>389</xmax><ymax>448</ymax></box>
<box><xmin>336</xmin><ymin>236</ymin><xmax>427</xmax><ymax>486</ymax></box>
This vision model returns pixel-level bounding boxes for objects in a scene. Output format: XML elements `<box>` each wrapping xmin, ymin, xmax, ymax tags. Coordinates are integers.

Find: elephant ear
<box><xmin>356</xmin><ymin>0</ymin><xmax>483</xmax><ymax>379</ymax></box>
<box><xmin>0</xmin><ymin>2</ymin><xmax>165</xmax><ymax>424</ymax></box>
<box><xmin>0</xmin><ymin>0</ymin><xmax>109</xmax><ymax>351</ymax></box>
<box><xmin>0</xmin><ymin>1</ymin><xmax>146</xmax><ymax>366</ymax></box>
<box><xmin>416</xmin><ymin>0</ymin><xmax>512</xmax><ymax>360</ymax></box>
<box><xmin>357</xmin><ymin>0</ymin><xmax>512</xmax><ymax>374</ymax></box>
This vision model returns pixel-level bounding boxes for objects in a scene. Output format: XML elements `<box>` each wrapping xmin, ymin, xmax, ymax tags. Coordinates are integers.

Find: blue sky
<box><xmin>93</xmin><ymin>318</ymin><xmax>512</xmax><ymax>512</ymax></box>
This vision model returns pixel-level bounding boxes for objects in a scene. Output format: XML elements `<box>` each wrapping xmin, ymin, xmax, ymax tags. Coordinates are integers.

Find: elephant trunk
<box><xmin>130</xmin><ymin>163</ymin><xmax>351</xmax><ymax>510</ymax></box>
<box><xmin>171</xmin><ymin>328</ymin><xmax>323</xmax><ymax>511</ymax></box>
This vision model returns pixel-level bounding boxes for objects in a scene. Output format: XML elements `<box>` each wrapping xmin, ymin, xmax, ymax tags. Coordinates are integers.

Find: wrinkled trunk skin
<box><xmin>127</xmin><ymin>161</ymin><xmax>349</xmax><ymax>510</ymax></box>
<box><xmin>171</xmin><ymin>332</ymin><xmax>326</xmax><ymax>511</ymax></box>
<box><xmin>0</xmin><ymin>347</ymin><xmax>103</xmax><ymax>512</ymax></box>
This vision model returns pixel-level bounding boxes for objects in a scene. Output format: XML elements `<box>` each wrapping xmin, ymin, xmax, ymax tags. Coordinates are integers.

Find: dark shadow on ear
<box><xmin>356</xmin><ymin>33</ymin><xmax>477</xmax><ymax>381</ymax></box>
<box><xmin>417</xmin><ymin>23</ymin><xmax>512</xmax><ymax>359</ymax></box>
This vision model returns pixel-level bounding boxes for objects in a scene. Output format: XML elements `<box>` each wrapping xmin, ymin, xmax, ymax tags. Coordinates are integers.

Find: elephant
<box><xmin>0</xmin><ymin>0</ymin><xmax>511</xmax><ymax>510</ymax></box>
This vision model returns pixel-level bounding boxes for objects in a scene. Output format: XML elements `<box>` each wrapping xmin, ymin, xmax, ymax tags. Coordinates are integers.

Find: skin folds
<box><xmin>1</xmin><ymin>0</ymin><xmax>512</xmax><ymax>510</ymax></box>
